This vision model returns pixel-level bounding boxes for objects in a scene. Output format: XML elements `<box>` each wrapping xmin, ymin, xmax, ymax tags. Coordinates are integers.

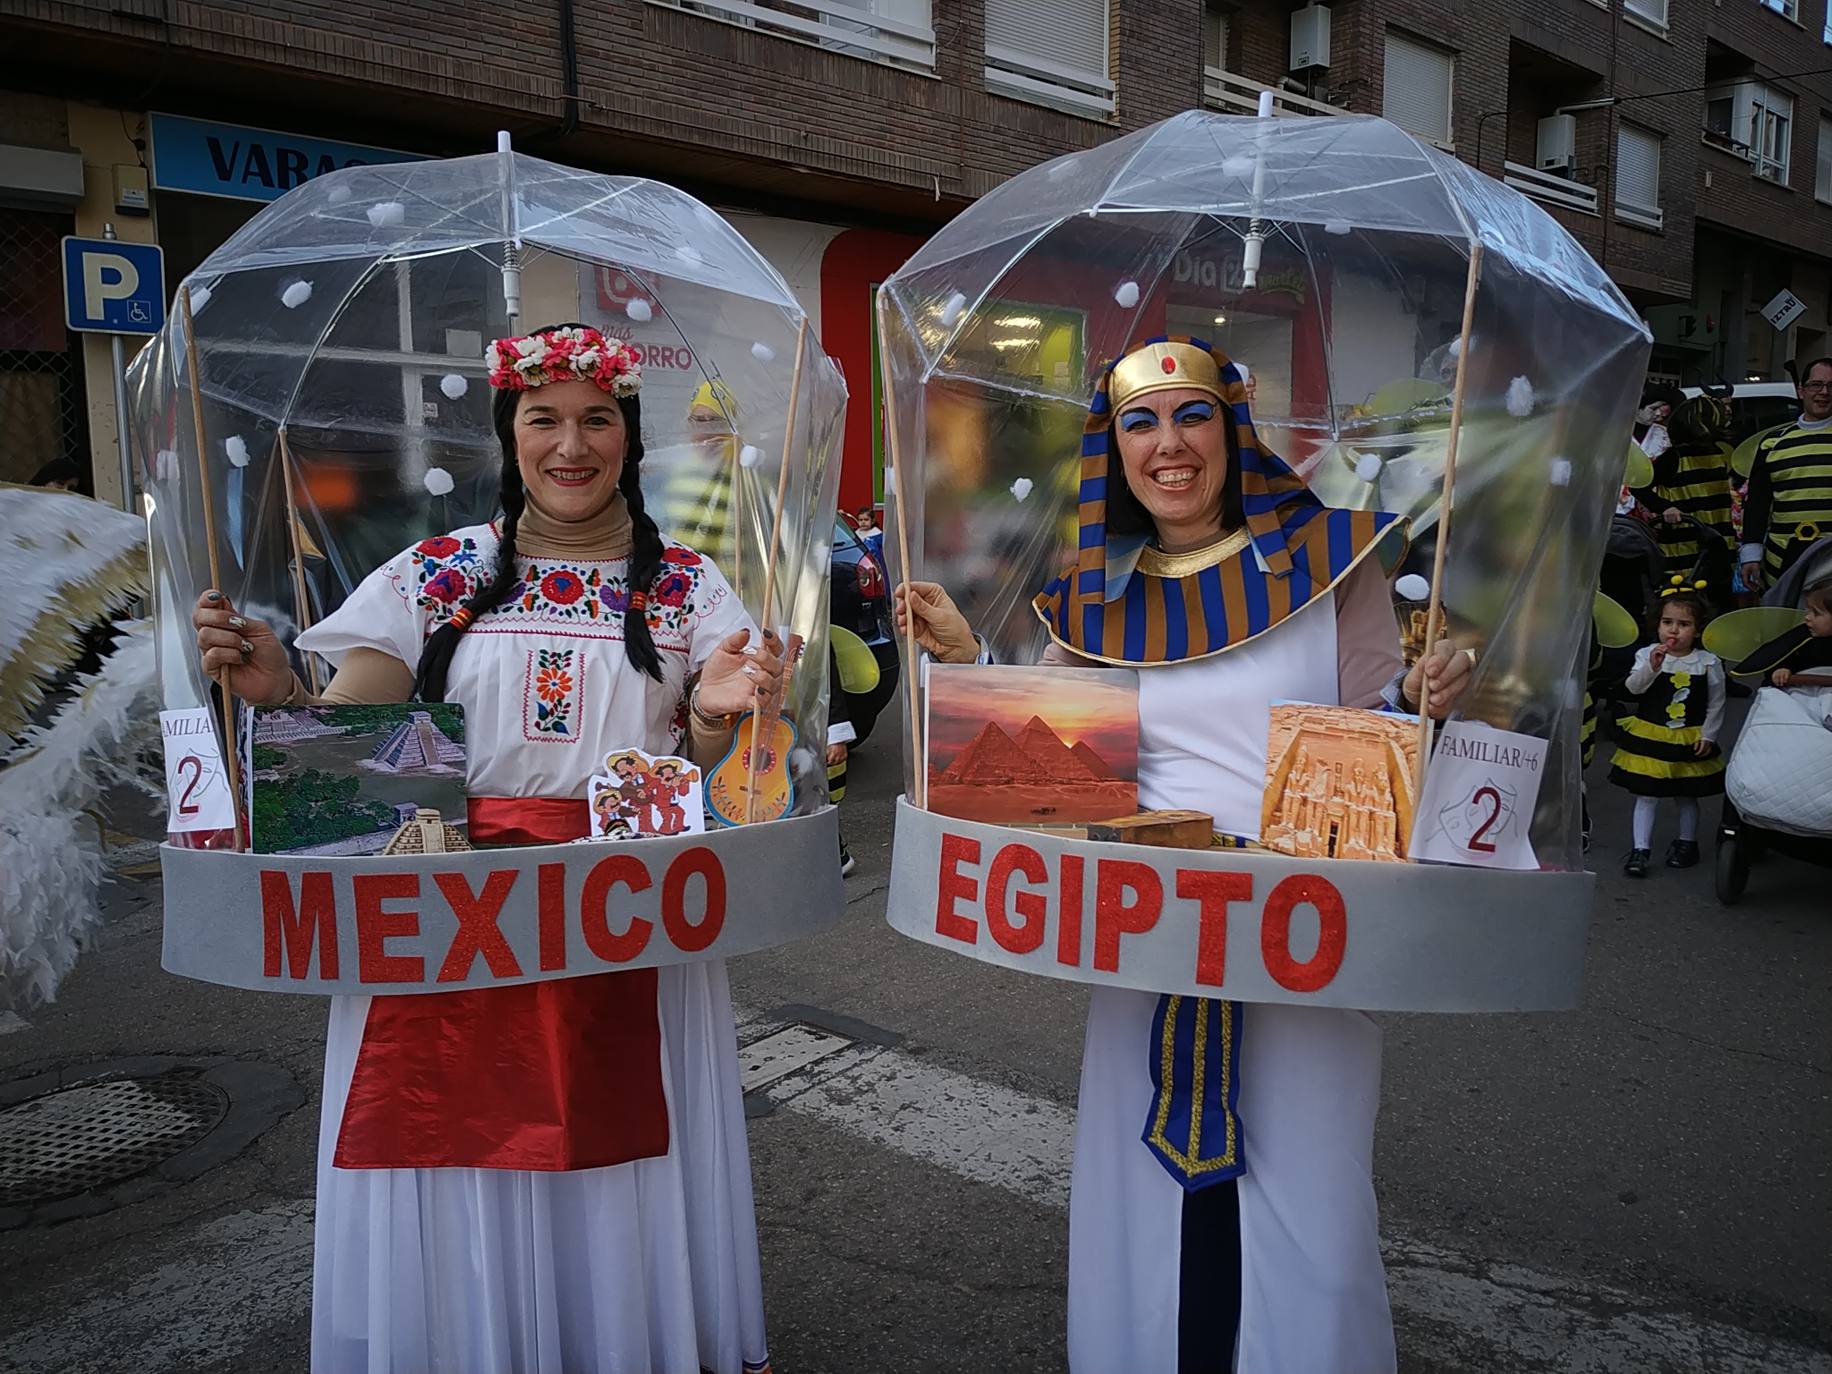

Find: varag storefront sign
<box><xmin>149</xmin><ymin>113</ymin><xmax>419</xmax><ymax>203</ymax></box>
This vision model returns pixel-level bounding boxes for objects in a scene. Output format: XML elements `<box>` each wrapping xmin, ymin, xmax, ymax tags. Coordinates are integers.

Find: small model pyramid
<box><xmin>938</xmin><ymin>721</ymin><xmax>1054</xmax><ymax>785</ymax></box>
<box><xmin>1015</xmin><ymin>716</ymin><xmax>1097</xmax><ymax>780</ymax></box>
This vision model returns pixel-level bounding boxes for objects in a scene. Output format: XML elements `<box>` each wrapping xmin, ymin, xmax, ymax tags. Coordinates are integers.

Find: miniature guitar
<box><xmin>705</xmin><ymin>711</ymin><xmax>798</xmax><ymax>827</ymax></box>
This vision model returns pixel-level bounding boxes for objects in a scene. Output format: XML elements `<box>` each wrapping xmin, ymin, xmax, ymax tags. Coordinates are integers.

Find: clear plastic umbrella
<box><xmin>878</xmin><ymin>111</ymin><xmax>1651</xmax><ymax>871</ymax></box>
<box><xmin>128</xmin><ymin>143</ymin><xmax>847</xmax><ymax>824</ymax></box>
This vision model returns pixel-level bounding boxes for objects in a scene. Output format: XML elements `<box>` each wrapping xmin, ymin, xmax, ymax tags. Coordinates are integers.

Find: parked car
<box><xmin>829</xmin><ymin>517</ymin><xmax>899</xmax><ymax>745</ymax></box>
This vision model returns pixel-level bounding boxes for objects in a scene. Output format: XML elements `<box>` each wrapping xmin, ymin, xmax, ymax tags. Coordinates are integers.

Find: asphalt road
<box><xmin>1</xmin><ymin>735</ymin><xmax>1828</xmax><ymax>1373</ymax></box>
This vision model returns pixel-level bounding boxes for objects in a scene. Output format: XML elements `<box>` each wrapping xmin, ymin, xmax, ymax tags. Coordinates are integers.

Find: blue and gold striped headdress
<box><xmin>1033</xmin><ymin>336</ymin><xmax>1405</xmax><ymax>665</ymax></box>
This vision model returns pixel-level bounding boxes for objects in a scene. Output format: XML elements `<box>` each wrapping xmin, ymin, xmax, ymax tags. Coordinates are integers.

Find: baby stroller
<box><xmin>1713</xmin><ymin>537</ymin><xmax>1832</xmax><ymax>904</ymax></box>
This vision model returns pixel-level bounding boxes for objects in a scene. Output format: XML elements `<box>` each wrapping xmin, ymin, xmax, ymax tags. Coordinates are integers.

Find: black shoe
<box><xmin>839</xmin><ymin>839</ymin><xmax>856</xmax><ymax>878</ymax></box>
<box><xmin>1665</xmin><ymin>839</ymin><xmax>1700</xmax><ymax>869</ymax></box>
<box><xmin>1624</xmin><ymin>848</ymin><xmax>1650</xmax><ymax>878</ymax></box>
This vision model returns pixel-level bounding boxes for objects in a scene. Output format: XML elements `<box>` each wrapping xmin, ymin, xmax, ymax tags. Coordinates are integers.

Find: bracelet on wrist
<box><xmin>690</xmin><ymin>686</ymin><xmax>739</xmax><ymax>731</ymax></box>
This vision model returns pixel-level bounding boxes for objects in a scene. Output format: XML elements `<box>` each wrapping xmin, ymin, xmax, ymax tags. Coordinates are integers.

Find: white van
<box><xmin>1681</xmin><ymin>382</ymin><xmax>1799</xmax><ymax>443</ymax></box>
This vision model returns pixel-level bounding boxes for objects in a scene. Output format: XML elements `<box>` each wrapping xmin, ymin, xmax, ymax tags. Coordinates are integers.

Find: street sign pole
<box><xmin>104</xmin><ymin>224</ymin><xmax>135</xmax><ymax>514</ymax></box>
<box><xmin>62</xmin><ymin>232</ymin><xmax>165</xmax><ymax>512</ymax></box>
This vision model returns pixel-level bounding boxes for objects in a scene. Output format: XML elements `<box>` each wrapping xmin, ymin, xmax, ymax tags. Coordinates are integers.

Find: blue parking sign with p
<box><xmin>63</xmin><ymin>237</ymin><xmax>166</xmax><ymax>335</ymax></box>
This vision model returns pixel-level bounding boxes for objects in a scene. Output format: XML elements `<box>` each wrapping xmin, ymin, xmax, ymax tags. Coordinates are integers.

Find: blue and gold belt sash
<box><xmin>1144</xmin><ymin>995</ymin><xmax>1245</xmax><ymax>1191</ymax></box>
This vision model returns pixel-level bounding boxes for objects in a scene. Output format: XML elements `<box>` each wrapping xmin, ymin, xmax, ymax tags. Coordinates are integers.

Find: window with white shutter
<box><xmin>1615</xmin><ymin>124</ymin><xmax>1663</xmax><ymax>229</ymax></box>
<box><xmin>1382</xmin><ymin>33</ymin><xmax>1454</xmax><ymax>146</ymax></box>
<box><xmin>1204</xmin><ymin>4</ymin><xmax>1231</xmax><ymax>70</ymax></box>
<box><xmin>1625</xmin><ymin>0</ymin><xmax>1668</xmax><ymax>29</ymax></box>
<box><xmin>1818</xmin><ymin>116</ymin><xmax>1832</xmax><ymax>202</ymax></box>
<box><xmin>985</xmin><ymin>0</ymin><xmax>1115</xmax><ymax>117</ymax></box>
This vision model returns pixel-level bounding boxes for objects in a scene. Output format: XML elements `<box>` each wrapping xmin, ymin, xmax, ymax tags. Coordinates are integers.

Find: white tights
<box><xmin>1632</xmin><ymin>796</ymin><xmax>1699</xmax><ymax>850</ymax></box>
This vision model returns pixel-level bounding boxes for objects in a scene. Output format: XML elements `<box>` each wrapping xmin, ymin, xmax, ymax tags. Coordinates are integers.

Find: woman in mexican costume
<box><xmin>192</xmin><ymin>323</ymin><xmax>783</xmax><ymax>1374</ymax></box>
<box><xmin>899</xmin><ymin>338</ymin><xmax>1472</xmax><ymax>1373</ymax></box>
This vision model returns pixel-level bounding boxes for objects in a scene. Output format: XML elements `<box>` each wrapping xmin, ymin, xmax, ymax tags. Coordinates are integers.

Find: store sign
<box><xmin>1171</xmin><ymin>249</ymin><xmax>1307</xmax><ymax>305</ymax></box>
<box><xmin>149</xmin><ymin>113</ymin><xmax>418</xmax><ymax>202</ymax></box>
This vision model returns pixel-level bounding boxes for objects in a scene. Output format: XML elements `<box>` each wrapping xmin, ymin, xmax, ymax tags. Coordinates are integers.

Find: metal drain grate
<box><xmin>0</xmin><ymin>1077</ymin><xmax>229</xmax><ymax>1206</ymax></box>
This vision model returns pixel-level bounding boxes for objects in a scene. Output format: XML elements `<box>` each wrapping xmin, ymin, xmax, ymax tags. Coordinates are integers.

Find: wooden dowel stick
<box><xmin>746</xmin><ymin>316</ymin><xmax>810</xmax><ymax>824</ymax></box>
<box><xmin>180</xmin><ymin>284</ymin><xmax>246</xmax><ymax>849</ymax></box>
<box><xmin>276</xmin><ymin>427</ymin><xmax>321</xmax><ymax>695</ymax></box>
<box><xmin>1413</xmin><ymin>243</ymin><xmax>1485</xmax><ymax>797</ymax></box>
<box><xmin>877</xmin><ymin>299</ymin><xmax>926</xmax><ymax>809</ymax></box>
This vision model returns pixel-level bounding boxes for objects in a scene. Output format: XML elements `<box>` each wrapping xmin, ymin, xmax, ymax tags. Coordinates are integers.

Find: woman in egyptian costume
<box><xmin>899</xmin><ymin>337</ymin><xmax>1472</xmax><ymax>1372</ymax></box>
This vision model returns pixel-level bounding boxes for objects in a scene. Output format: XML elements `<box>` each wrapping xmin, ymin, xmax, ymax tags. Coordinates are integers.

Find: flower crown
<box><xmin>1660</xmin><ymin>575</ymin><xmax>1708</xmax><ymax>598</ymax></box>
<box><xmin>486</xmin><ymin>326</ymin><xmax>642</xmax><ymax>396</ymax></box>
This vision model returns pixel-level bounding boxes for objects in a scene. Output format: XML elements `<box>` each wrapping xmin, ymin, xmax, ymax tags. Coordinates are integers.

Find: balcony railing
<box><xmin>1614</xmin><ymin>200</ymin><xmax>1665</xmax><ymax>231</ymax></box>
<box><xmin>655</xmin><ymin>0</ymin><xmax>937</xmax><ymax>72</ymax></box>
<box><xmin>1503</xmin><ymin>161</ymin><xmax>1600</xmax><ymax>215</ymax></box>
<box><xmin>1202</xmin><ymin>67</ymin><xmax>1340</xmax><ymax>118</ymax></box>
<box><xmin>985</xmin><ymin>42</ymin><xmax>1116</xmax><ymax>117</ymax></box>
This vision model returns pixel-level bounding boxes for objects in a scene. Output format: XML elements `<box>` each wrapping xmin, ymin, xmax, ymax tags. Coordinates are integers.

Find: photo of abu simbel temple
<box><xmin>1260</xmin><ymin>706</ymin><xmax>1421</xmax><ymax>864</ymax></box>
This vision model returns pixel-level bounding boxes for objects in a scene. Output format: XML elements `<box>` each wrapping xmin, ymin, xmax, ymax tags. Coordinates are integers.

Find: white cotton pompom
<box><xmin>1396</xmin><ymin>573</ymin><xmax>1431</xmax><ymax>602</ymax></box>
<box><xmin>1549</xmin><ymin>457</ymin><xmax>1573</xmax><ymax>487</ymax></box>
<box><xmin>939</xmin><ymin>292</ymin><xmax>967</xmax><ymax>327</ymax></box>
<box><xmin>366</xmin><ymin>200</ymin><xmax>405</xmax><ymax>227</ymax></box>
<box><xmin>326</xmin><ymin>182</ymin><xmax>352</xmax><ymax>205</ymax></box>
<box><xmin>1324</xmin><ymin>219</ymin><xmax>1353</xmax><ymax>236</ymax></box>
<box><xmin>155</xmin><ymin>449</ymin><xmax>179</xmax><ymax>482</ymax></box>
<box><xmin>280</xmin><ymin>280</ymin><xmax>313</xmax><ymax>310</ymax></box>
<box><xmin>750</xmin><ymin>340</ymin><xmax>776</xmax><ymax>363</ymax></box>
<box><xmin>626</xmin><ymin>297</ymin><xmax>653</xmax><ymax>323</ymax></box>
<box><xmin>739</xmin><ymin>445</ymin><xmax>763</xmax><ymax>469</ymax></box>
<box><xmin>1506</xmin><ymin>375</ymin><xmax>1536</xmax><ymax>418</ymax></box>
<box><xmin>675</xmin><ymin>245</ymin><xmax>703</xmax><ymax>266</ymax></box>
<box><xmin>423</xmin><ymin>466</ymin><xmax>455</xmax><ymax>496</ymax></box>
<box><xmin>1222</xmin><ymin>155</ymin><xmax>1255</xmax><ymax>178</ymax></box>
<box><xmin>1354</xmin><ymin>452</ymin><xmax>1384</xmax><ymax>483</ymax></box>
<box><xmin>225</xmin><ymin>435</ymin><xmax>250</xmax><ymax>468</ymax></box>
<box><xmin>1113</xmin><ymin>280</ymin><xmax>1141</xmax><ymax>309</ymax></box>
<box><xmin>188</xmin><ymin>285</ymin><xmax>212</xmax><ymax>314</ymax></box>
<box><xmin>439</xmin><ymin>373</ymin><xmax>469</xmax><ymax>400</ymax></box>
<box><xmin>1010</xmin><ymin>477</ymin><xmax>1034</xmax><ymax>502</ymax></box>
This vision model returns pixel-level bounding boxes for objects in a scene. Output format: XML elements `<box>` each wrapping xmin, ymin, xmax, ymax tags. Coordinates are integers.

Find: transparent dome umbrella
<box><xmin>876</xmin><ymin>111</ymin><xmax>1651</xmax><ymax>871</ymax></box>
<box><xmin>128</xmin><ymin>141</ymin><xmax>847</xmax><ymax>840</ymax></box>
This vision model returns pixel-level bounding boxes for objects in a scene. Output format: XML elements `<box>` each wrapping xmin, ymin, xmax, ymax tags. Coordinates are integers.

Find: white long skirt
<box><xmin>1066</xmin><ymin>989</ymin><xmax>1394</xmax><ymax>1374</ymax></box>
<box><xmin>310</xmin><ymin>961</ymin><xmax>770</xmax><ymax>1374</ymax></box>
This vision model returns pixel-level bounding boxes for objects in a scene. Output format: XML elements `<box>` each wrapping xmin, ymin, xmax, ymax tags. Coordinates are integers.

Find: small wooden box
<box><xmin>1084</xmin><ymin>810</ymin><xmax>1215</xmax><ymax>851</ymax></box>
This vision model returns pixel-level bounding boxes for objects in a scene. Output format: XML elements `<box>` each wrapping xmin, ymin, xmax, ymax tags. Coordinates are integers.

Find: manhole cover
<box><xmin>0</xmin><ymin>1076</ymin><xmax>230</xmax><ymax>1206</ymax></box>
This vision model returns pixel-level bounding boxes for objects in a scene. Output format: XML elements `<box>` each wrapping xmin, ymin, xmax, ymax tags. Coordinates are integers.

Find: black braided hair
<box><xmin>412</xmin><ymin>332</ymin><xmax>665</xmax><ymax>700</ymax></box>
<box><xmin>1104</xmin><ymin>400</ymin><xmax>1245</xmax><ymax>540</ymax></box>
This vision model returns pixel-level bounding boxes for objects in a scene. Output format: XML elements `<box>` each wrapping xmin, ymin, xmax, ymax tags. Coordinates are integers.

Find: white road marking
<box><xmin>737</xmin><ymin>1024</ymin><xmax>854</xmax><ymax>1093</ymax></box>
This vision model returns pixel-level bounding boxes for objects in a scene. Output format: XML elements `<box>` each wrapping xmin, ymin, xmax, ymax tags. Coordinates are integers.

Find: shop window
<box><xmin>1615</xmin><ymin>124</ymin><xmax>1664</xmax><ymax>230</ymax></box>
<box><xmin>1383</xmin><ymin>33</ymin><xmax>1455</xmax><ymax>147</ymax></box>
<box><xmin>0</xmin><ymin>209</ymin><xmax>89</xmax><ymax>485</ymax></box>
<box><xmin>984</xmin><ymin>0</ymin><xmax>1117</xmax><ymax>118</ymax></box>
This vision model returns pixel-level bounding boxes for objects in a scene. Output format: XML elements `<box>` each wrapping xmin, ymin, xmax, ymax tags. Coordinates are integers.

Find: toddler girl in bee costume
<box><xmin>1609</xmin><ymin>577</ymin><xmax>1727</xmax><ymax>877</ymax></box>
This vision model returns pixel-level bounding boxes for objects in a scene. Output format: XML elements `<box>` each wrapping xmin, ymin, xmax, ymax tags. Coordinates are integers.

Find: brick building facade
<box><xmin>1</xmin><ymin>0</ymin><xmax>1828</xmax><ymax>499</ymax></box>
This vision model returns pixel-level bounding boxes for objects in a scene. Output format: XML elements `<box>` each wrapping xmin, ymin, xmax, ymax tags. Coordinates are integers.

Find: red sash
<box><xmin>332</xmin><ymin>796</ymin><xmax>669</xmax><ymax>1171</ymax></box>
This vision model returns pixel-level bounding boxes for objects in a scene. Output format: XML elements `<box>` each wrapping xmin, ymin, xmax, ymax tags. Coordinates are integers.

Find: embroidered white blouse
<box><xmin>295</xmin><ymin>523</ymin><xmax>754</xmax><ymax>801</ymax></box>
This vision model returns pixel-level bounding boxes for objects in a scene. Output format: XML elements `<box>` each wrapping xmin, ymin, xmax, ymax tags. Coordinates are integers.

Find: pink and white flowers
<box><xmin>485</xmin><ymin>326</ymin><xmax>643</xmax><ymax>397</ymax></box>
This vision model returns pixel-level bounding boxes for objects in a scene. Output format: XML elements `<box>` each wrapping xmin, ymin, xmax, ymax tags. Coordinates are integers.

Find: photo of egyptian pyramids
<box><xmin>925</xmin><ymin>664</ymin><xmax>1138</xmax><ymax>824</ymax></box>
<box><xmin>247</xmin><ymin>703</ymin><xmax>469</xmax><ymax>855</ymax></box>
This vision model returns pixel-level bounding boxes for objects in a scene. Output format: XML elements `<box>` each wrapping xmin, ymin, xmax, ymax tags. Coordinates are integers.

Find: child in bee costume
<box><xmin>1609</xmin><ymin>579</ymin><xmax>1726</xmax><ymax>876</ymax></box>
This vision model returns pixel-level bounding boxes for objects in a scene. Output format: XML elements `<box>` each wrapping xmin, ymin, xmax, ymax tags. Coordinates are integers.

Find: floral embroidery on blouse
<box><xmin>524</xmin><ymin>646</ymin><xmax>583</xmax><ymax>741</ymax></box>
<box><xmin>395</xmin><ymin>529</ymin><xmax>730</xmax><ymax>651</ymax></box>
